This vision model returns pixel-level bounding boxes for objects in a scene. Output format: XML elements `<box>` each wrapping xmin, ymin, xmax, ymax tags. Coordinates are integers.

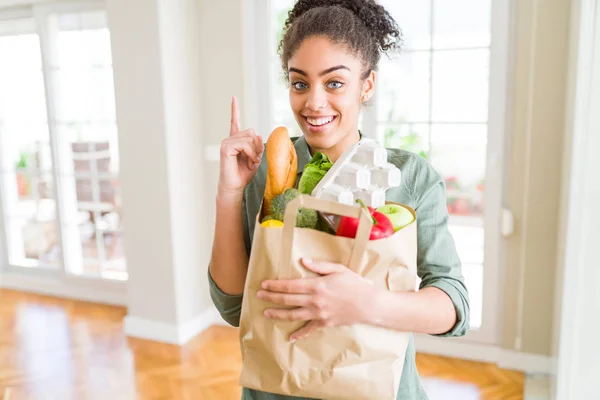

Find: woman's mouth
<box><xmin>304</xmin><ymin>115</ymin><xmax>337</xmax><ymax>130</ymax></box>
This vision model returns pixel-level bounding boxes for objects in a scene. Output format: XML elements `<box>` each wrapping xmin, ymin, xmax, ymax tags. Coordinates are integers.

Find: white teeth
<box><xmin>307</xmin><ymin>116</ymin><xmax>334</xmax><ymax>126</ymax></box>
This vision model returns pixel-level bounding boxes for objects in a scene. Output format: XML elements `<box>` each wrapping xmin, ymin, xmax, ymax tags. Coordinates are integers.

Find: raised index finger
<box><xmin>230</xmin><ymin>95</ymin><xmax>241</xmax><ymax>135</ymax></box>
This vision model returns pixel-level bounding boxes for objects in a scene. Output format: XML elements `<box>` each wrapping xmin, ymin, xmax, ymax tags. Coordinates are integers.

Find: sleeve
<box><xmin>414</xmin><ymin>161</ymin><xmax>471</xmax><ymax>338</ymax></box>
<box><xmin>207</xmin><ymin>190</ymin><xmax>251</xmax><ymax>328</ymax></box>
<box><xmin>208</xmin><ymin>267</ymin><xmax>243</xmax><ymax>327</ymax></box>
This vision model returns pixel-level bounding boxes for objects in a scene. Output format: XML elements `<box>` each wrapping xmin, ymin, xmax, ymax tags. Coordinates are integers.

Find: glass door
<box><xmin>373</xmin><ymin>0</ymin><xmax>497</xmax><ymax>343</ymax></box>
<box><xmin>264</xmin><ymin>0</ymin><xmax>506</xmax><ymax>344</ymax></box>
<box><xmin>0</xmin><ymin>2</ymin><xmax>126</xmax><ymax>282</ymax></box>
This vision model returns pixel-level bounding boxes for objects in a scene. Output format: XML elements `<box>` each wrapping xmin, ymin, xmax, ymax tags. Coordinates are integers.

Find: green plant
<box><xmin>16</xmin><ymin>151</ymin><xmax>30</xmax><ymax>169</ymax></box>
<box><xmin>384</xmin><ymin>127</ymin><xmax>428</xmax><ymax>159</ymax></box>
<box><xmin>381</xmin><ymin>92</ymin><xmax>429</xmax><ymax>159</ymax></box>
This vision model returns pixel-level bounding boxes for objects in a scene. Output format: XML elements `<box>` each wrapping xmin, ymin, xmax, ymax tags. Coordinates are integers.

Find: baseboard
<box><xmin>208</xmin><ymin>307</ymin><xmax>232</xmax><ymax>327</ymax></box>
<box><xmin>124</xmin><ymin>308</ymin><xmax>222</xmax><ymax>345</ymax></box>
<box><xmin>498</xmin><ymin>350</ymin><xmax>555</xmax><ymax>375</ymax></box>
<box><xmin>178</xmin><ymin>308</ymin><xmax>224</xmax><ymax>343</ymax></box>
<box><xmin>415</xmin><ymin>335</ymin><xmax>553</xmax><ymax>375</ymax></box>
<box><xmin>0</xmin><ymin>268</ymin><xmax>127</xmax><ymax>306</ymax></box>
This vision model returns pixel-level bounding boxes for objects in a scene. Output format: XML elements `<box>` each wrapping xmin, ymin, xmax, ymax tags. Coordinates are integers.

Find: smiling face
<box><xmin>287</xmin><ymin>36</ymin><xmax>375</xmax><ymax>161</ymax></box>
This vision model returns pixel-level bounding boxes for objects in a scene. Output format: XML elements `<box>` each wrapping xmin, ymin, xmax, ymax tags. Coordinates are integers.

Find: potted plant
<box><xmin>16</xmin><ymin>151</ymin><xmax>31</xmax><ymax>197</ymax></box>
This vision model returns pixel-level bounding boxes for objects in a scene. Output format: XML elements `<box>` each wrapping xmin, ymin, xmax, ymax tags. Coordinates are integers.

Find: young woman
<box><xmin>208</xmin><ymin>1</ymin><xmax>470</xmax><ymax>399</ymax></box>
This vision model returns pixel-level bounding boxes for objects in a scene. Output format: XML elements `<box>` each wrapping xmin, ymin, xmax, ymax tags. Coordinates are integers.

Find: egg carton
<box><xmin>311</xmin><ymin>138</ymin><xmax>401</xmax><ymax>210</ymax></box>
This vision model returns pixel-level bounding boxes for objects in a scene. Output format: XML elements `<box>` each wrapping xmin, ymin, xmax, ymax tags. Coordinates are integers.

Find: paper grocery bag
<box><xmin>238</xmin><ymin>195</ymin><xmax>420</xmax><ymax>400</ymax></box>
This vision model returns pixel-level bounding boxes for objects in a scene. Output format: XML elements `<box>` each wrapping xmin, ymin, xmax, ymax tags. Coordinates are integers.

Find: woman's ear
<box><xmin>361</xmin><ymin>70</ymin><xmax>376</xmax><ymax>103</ymax></box>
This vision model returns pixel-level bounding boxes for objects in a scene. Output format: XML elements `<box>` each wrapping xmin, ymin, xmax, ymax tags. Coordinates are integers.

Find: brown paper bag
<box><xmin>238</xmin><ymin>195</ymin><xmax>420</xmax><ymax>400</ymax></box>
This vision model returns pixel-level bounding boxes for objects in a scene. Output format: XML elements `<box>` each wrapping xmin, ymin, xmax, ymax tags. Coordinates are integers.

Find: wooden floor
<box><xmin>0</xmin><ymin>289</ymin><xmax>524</xmax><ymax>400</ymax></box>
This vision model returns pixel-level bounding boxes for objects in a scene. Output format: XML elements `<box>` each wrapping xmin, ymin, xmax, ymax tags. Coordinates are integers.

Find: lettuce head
<box><xmin>298</xmin><ymin>152</ymin><xmax>333</xmax><ymax>195</ymax></box>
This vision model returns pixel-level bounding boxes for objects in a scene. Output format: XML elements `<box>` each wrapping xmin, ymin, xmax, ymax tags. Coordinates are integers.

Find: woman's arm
<box><xmin>258</xmin><ymin>257</ymin><xmax>466</xmax><ymax>341</ymax></box>
<box><xmin>209</xmin><ymin>96</ymin><xmax>263</xmax><ymax>296</ymax></box>
<box><xmin>366</xmin><ymin>286</ymin><xmax>458</xmax><ymax>335</ymax></box>
<box><xmin>209</xmin><ymin>188</ymin><xmax>249</xmax><ymax>295</ymax></box>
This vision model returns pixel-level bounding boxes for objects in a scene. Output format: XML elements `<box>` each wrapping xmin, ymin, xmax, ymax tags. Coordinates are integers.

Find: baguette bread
<box><xmin>263</xmin><ymin>126</ymin><xmax>298</xmax><ymax>216</ymax></box>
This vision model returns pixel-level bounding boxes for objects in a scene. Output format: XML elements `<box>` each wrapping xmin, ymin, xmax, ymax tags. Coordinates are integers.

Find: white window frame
<box><xmin>245</xmin><ymin>0</ymin><xmax>513</xmax><ymax>346</ymax></box>
<box><xmin>0</xmin><ymin>0</ymin><xmax>126</xmax><ymax>305</ymax></box>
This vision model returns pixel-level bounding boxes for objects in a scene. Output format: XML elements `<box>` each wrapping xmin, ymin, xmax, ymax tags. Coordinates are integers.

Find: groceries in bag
<box><xmin>237</xmin><ymin>126</ymin><xmax>420</xmax><ymax>400</ymax></box>
<box><xmin>259</xmin><ymin>125</ymin><xmax>413</xmax><ymax>236</ymax></box>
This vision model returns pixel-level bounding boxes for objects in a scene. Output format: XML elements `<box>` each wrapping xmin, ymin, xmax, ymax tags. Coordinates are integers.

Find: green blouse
<box><xmin>208</xmin><ymin>134</ymin><xmax>470</xmax><ymax>400</ymax></box>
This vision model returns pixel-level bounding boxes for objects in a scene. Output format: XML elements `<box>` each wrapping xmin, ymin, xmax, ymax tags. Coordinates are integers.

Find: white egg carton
<box><xmin>311</xmin><ymin>138</ymin><xmax>401</xmax><ymax>209</ymax></box>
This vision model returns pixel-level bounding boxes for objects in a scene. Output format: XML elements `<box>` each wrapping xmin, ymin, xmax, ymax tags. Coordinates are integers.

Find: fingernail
<box><xmin>264</xmin><ymin>311</ymin><xmax>271</xmax><ymax>318</ymax></box>
<box><xmin>256</xmin><ymin>291</ymin><xmax>263</xmax><ymax>298</ymax></box>
<box><xmin>303</xmin><ymin>257</ymin><xmax>312</xmax><ymax>264</ymax></box>
<box><xmin>262</xmin><ymin>281</ymin><xmax>268</xmax><ymax>289</ymax></box>
<box><xmin>290</xmin><ymin>338</ymin><xmax>296</xmax><ymax>343</ymax></box>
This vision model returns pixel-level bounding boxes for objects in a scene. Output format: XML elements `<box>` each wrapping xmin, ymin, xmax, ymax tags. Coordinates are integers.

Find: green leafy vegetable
<box><xmin>298</xmin><ymin>152</ymin><xmax>333</xmax><ymax>195</ymax></box>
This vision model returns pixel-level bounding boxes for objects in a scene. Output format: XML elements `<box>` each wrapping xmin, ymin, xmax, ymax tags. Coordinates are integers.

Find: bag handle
<box><xmin>279</xmin><ymin>195</ymin><xmax>373</xmax><ymax>279</ymax></box>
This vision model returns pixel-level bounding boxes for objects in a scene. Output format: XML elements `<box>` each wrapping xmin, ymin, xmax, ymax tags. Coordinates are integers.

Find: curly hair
<box><xmin>278</xmin><ymin>0</ymin><xmax>403</xmax><ymax>81</ymax></box>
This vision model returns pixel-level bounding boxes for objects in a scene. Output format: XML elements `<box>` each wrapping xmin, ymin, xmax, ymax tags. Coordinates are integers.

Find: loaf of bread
<box><xmin>263</xmin><ymin>126</ymin><xmax>298</xmax><ymax>216</ymax></box>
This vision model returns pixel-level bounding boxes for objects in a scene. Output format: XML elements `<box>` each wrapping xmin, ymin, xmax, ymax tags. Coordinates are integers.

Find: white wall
<box><xmin>107</xmin><ymin>0</ymin><xmax>214</xmax><ymax>344</ymax></box>
<box><xmin>156</xmin><ymin>0</ymin><xmax>208</xmax><ymax>329</ymax></box>
<box><xmin>106</xmin><ymin>0</ymin><xmax>178</xmax><ymax>325</ymax></box>
<box><xmin>554</xmin><ymin>0</ymin><xmax>600</xmax><ymax>398</ymax></box>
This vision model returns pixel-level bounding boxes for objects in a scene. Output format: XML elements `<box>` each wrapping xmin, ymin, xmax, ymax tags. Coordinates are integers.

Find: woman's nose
<box><xmin>305</xmin><ymin>88</ymin><xmax>327</xmax><ymax>111</ymax></box>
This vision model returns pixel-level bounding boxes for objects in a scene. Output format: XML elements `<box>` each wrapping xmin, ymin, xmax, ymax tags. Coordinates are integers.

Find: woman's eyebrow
<box><xmin>288</xmin><ymin>65</ymin><xmax>351</xmax><ymax>77</ymax></box>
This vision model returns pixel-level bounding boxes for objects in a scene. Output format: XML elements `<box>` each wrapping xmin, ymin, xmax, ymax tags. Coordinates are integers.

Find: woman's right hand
<box><xmin>218</xmin><ymin>96</ymin><xmax>264</xmax><ymax>196</ymax></box>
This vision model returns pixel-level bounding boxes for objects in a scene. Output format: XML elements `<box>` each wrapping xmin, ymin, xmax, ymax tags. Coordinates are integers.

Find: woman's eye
<box><xmin>327</xmin><ymin>81</ymin><xmax>344</xmax><ymax>89</ymax></box>
<box><xmin>292</xmin><ymin>81</ymin><xmax>308</xmax><ymax>90</ymax></box>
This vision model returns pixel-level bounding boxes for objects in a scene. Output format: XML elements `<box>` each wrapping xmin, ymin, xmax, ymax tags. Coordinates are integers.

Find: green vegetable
<box><xmin>298</xmin><ymin>152</ymin><xmax>333</xmax><ymax>195</ymax></box>
<box><xmin>270</xmin><ymin>188</ymin><xmax>318</xmax><ymax>229</ymax></box>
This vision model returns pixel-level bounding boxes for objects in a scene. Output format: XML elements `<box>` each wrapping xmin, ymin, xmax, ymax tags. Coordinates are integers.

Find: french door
<box><xmin>258</xmin><ymin>0</ymin><xmax>511</xmax><ymax>345</ymax></box>
<box><xmin>0</xmin><ymin>1</ymin><xmax>126</xmax><ymax>283</ymax></box>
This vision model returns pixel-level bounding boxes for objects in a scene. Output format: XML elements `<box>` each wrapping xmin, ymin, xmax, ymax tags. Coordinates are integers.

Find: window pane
<box><xmin>377</xmin><ymin>52</ymin><xmax>431</xmax><ymax>123</ymax></box>
<box><xmin>430</xmin><ymin>122</ymin><xmax>487</xmax><ymax>331</ymax></box>
<box><xmin>55</xmin><ymin>67</ymin><xmax>116</xmax><ymax>123</ymax></box>
<box><xmin>53</xmin><ymin>10</ymin><xmax>119</xmax><ymax>172</ymax></box>
<box><xmin>62</xmin><ymin>175</ymin><xmax>122</xmax><ymax>278</ymax></box>
<box><xmin>270</xmin><ymin>59</ymin><xmax>292</xmax><ymax>123</ymax></box>
<box><xmin>380</xmin><ymin>0</ymin><xmax>431</xmax><ymax>50</ymax></box>
<box><xmin>0</xmin><ymin>18</ymin><xmax>35</xmax><ymax>36</ymax></box>
<box><xmin>0</xmin><ymin>26</ymin><xmax>58</xmax><ymax>270</ymax></box>
<box><xmin>47</xmin><ymin>10</ymin><xmax>124</xmax><ymax>280</ymax></box>
<box><xmin>1</xmin><ymin>172</ymin><xmax>61</xmax><ymax>269</ymax></box>
<box><xmin>0</xmin><ymin>33</ymin><xmax>49</xmax><ymax>163</ymax></box>
<box><xmin>56</xmin><ymin>25</ymin><xmax>112</xmax><ymax>68</ymax></box>
<box><xmin>53</xmin><ymin>16</ymin><xmax>115</xmax><ymax>123</ymax></box>
<box><xmin>378</xmin><ymin>123</ymin><xmax>430</xmax><ymax>158</ymax></box>
<box><xmin>270</xmin><ymin>0</ymin><xmax>295</xmax><ymax>57</ymax></box>
<box><xmin>429</xmin><ymin>124</ymin><xmax>486</xmax><ymax>218</ymax></box>
<box><xmin>433</xmin><ymin>0</ymin><xmax>491</xmax><ymax>49</ymax></box>
<box><xmin>431</xmin><ymin>49</ymin><xmax>489</xmax><ymax>123</ymax></box>
<box><xmin>98</xmin><ymin>203</ymin><xmax>126</xmax><ymax>281</ymax></box>
<box><xmin>270</xmin><ymin>58</ymin><xmax>302</xmax><ymax>136</ymax></box>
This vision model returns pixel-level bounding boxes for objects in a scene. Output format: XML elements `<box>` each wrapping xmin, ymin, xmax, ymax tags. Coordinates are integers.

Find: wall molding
<box><xmin>0</xmin><ymin>268</ymin><xmax>127</xmax><ymax>306</ymax></box>
<box><xmin>124</xmin><ymin>308</ymin><xmax>223</xmax><ymax>345</ymax></box>
<box><xmin>415</xmin><ymin>335</ymin><xmax>553</xmax><ymax>375</ymax></box>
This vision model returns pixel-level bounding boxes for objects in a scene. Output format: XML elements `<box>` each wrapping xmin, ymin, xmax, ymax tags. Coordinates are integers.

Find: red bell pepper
<box><xmin>336</xmin><ymin>200</ymin><xmax>394</xmax><ymax>240</ymax></box>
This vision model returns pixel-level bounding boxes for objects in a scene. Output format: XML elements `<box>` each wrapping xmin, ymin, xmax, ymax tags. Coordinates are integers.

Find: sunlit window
<box><xmin>267</xmin><ymin>0</ymin><xmax>492</xmax><ymax>330</ymax></box>
<box><xmin>0</xmin><ymin>8</ymin><xmax>125</xmax><ymax>281</ymax></box>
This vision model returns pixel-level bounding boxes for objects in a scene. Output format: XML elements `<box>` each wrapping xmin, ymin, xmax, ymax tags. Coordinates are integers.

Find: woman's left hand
<box><xmin>257</xmin><ymin>257</ymin><xmax>377</xmax><ymax>342</ymax></box>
